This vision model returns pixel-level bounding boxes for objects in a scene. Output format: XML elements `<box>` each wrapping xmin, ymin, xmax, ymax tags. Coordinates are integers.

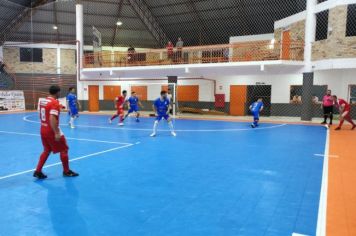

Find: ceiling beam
<box><xmin>111</xmin><ymin>0</ymin><xmax>124</xmax><ymax>47</ymax></box>
<box><xmin>127</xmin><ymin>0</ymin><xmax>170</xmax><ymax>47</ymax></box>
<box><xmin>184</xmin><ymin>0</ymin><xmax>209</xmax><ymax>45</ymax></box>
<box><xmin>0</xmin><ymin>0</ymin><xmax>49</xmax><ymax>45</ymax></box>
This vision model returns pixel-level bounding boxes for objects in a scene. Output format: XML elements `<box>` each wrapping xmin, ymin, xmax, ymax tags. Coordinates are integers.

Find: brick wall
<box><xmin>312</xmin><ymin>5</ymin><xmax>356</xmax><ymax>60</ymax></box>
<box><xmin>3</xmin><ymin>47</ymin><xmax>57</xmax><ymax>74</ymax></box>
<box><xmin>3</xmin><ymin>47</ymin><xmax>77</xmax><ymax>74</ymax></box>
<box><xmin>60</xmin><ymin>49</ymin><xmax>76</xmax><ymax>74</ymax></box>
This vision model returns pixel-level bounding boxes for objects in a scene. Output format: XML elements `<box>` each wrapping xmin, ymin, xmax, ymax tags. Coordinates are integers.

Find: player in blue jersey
<box><xmin>124</xmin><ymin>91</ymin><xmax>143</xmax><ymax>122</ymax></box>
<box><xmin>249</xmin><ymin>98</ymin><xmax>264</xmax><ymax>128</ymax></box>
<box><xmin>66</xmin><ymin>87</ymin><xmax>81</xmax><ymax>129</ymax></box>
<box><xmin>150</xmin><ymin>90</ymin><xmax>176</xmax><ymax>137</ymax></box>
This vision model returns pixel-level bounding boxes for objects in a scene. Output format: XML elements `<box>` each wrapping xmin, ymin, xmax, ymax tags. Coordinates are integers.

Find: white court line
<box><xmin>0</xmin><ymin>143</ymin><xmax>134</xmax><ymax>181</ymax></box>
<box><xmin>0</xmin><ymin>130</ymin><xmax>132</xmax><ymax>145</ymax></box>
<box><xmin>314</xmin><ymin>153</ymin><xmax>339</xmax><ymax>158</ymax></box>
<box><xmin>316</xmin><ymin>129</ymin><xmax>329</xmax><ymax>236</ymax></box>
<box><xmin>292</xmin><ymin>233</ymin><xmax>308</xmax><ymax>236</ymax></box>
<box><xmin>23</xmin><ymin>115</ymin><xmax>287</xmax><ymax>132</ymax></box>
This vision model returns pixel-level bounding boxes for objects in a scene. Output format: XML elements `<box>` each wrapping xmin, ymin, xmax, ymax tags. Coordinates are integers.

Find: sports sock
<box><xmin>153</xmin><ymin>120</ymin><xmax>159</xmax><ymax>133</ymax></box>
<box><xmin>60</xmin><ymin>152</ymin><xmax>70</xmax><ymax>173</ymax></box>
<box><xmin>36</xmin><ymin>151</ymin><xmax>50</xmax><ymax>172</ymax></box>
<box><xmin>168</xmin><ymin>121</ymin><xmax>174</xmax><ymax>132</ymax></box>
<box><xmin>111</xmin><ymin>114</ymin><xmax>118</xmax><ymax>120</ymax></box>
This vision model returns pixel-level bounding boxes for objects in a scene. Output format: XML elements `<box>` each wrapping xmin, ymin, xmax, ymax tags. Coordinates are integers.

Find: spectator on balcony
<box><xmin>127</xmin><ymin>45</ymin><xmax>136</xmax><ymax>64</ymax></box>
<box><xmin>176</xmin><ymin>37</ymin><xmax>184</xmax><ymax>60</ymax></box>
<box><xmin>166</xmin><ymin>41</ymin><xmax>174</xmax><ymax>60</ymax></box>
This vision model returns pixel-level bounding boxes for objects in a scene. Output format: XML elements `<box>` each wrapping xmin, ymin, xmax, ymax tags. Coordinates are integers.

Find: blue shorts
<box><xmin>252</xmin><ymin>111</ymin><xmax>259</xmax><ymax>120</ymax></box>
<box><xmin>156</xmin><ymin>114</ymin><xmax>170</xmax><ymax>121</ymax></box>
<box><xmin>128</xmin><ymin>106</ymin><xmax>139</xmax><ymax>113</ymax></box>
<box><xmin>69</xmin><ymin>107</ymin><xmax>78</xmax><ymax>117</ymax></box>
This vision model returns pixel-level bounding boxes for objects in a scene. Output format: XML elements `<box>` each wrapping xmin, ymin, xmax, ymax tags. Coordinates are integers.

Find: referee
<box><xmin>321</xmin><ymin>89</ymin><xmax>334</xmax><ymax>125</ymax></box>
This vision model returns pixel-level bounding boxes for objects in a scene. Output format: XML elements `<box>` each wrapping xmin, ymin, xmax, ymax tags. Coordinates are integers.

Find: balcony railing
<box><xmin>82</xmin><ymin>41</ymin><xmax>304</xmax><ymax>69</ymax></box>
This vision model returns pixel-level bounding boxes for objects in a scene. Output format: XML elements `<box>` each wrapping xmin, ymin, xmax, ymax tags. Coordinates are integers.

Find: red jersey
<box><xmin>115</xmin><ymin>96</ymin><xmax>126</xmax><ymax>109</ymax></box>
<box><xmin>167</xmin><ymin>43</ymin><xmax>173</xmax><ymax>54</ymax></box>
<box><xmin>338</xmin><ymin>99</ymin><xmax>350</xmax><ymax>111</ymax></box>
<box><xmin>39</xmin><ymin>97</ymin><xmax>61</xmax><ymax>137</ymax></box>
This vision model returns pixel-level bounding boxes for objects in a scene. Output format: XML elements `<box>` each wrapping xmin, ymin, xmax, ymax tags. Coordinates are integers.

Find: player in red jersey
<box><xmin>109</xmin><ymin>90</ymin><xmax>127</xmax><ymax>126</ymax></box>
<box><xmin>34</xmin><ymin>85</ymin><xmax>79</xmax><ymax>179</ymax></box>
<box><xmin>333</xmin><ymin>95</ymin><xmax>356</xmax><ymax>130</ymax></box>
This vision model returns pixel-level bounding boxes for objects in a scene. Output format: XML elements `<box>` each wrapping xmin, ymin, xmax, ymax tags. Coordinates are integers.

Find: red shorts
<box><xmin>41</xmin><ymin>135</ymin><xmax>69</xmax><ymax>154</ymax></box>
<box><xmin>116</xmin><ymin>108</ymin><xmax>124</xmax><ymax>115</ymax></box>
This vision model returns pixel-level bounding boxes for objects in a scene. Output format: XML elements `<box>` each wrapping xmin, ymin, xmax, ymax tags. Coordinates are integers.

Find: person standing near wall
<box><xmin>176</xmin><ymin>37</ymin><xmax>184</xmax><ymax>61</ymax></box>
<box><xmin>321</xmin><ymin>89</ymin><xmax>334</xmax><ymax>125</ymax></box>
<box><xmin>127</xmin><ymin>45</ymin><xmax>135</xmax><ymax>64</ymax></box>
<box><xmin>166</xmin><ymin>41</ymin><xmax>174</xmax><ymax>61</ymax></box>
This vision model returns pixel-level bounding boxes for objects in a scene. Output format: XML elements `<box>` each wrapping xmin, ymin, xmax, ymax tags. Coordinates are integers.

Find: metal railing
<box><xmin>82</xmin><ymin>41</ymin><xmax>304</xmax><ymax>68</ymax></box>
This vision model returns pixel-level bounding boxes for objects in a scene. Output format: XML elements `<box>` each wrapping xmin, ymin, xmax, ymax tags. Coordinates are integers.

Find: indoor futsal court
<box><xmin>1</xmin><ymin>0</ymin><xmax>356</xmax><ymax>236</ymax></box>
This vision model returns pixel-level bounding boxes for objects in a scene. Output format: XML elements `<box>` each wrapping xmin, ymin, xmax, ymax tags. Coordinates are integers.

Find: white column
<box><xmin>56</xmin><ymin>47</ymin><xmax>61</xmax><ymax>74</ymax></box>
<box><xmin>76</xmin><ymin>3</ymin><xmax>84</xmax><ymax>100</ymax></box>
<box><xmin>0</xmin><ymin>46</ymin><xmax>3</xmax><ymax>61</ymax></box>
<box><xmin>304</xmin><ymin>0</ymin><xmax>317</xmax><ymax>72</ymax></box>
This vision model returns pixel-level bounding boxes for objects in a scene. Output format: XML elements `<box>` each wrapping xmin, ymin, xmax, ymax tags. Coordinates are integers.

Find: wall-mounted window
<box><xmin>349</xmin><ymin>85</ymin><xmax>356</xmax><ymax>104</ymax></box>
<box><xmin>290</xmin><ymin>85</ymin><xmax>327</xmax><ymax>104</ymax></box>
<box><xmin>346</xmin><ymin>4</ymin><xmax>356</xmax><ymax>37</ymax></box>
<box><xmin>315</xmin><ymin>10</ymin><xmax>329</xmax><ymax>41</ymax></box>
<box><xmin>19</xmin><ymin>48</ymin><xmax>43</xmax><ymax>62</ymax></box>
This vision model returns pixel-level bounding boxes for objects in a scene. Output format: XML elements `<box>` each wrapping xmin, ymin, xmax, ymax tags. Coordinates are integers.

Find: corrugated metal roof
<box><xmin>1</xmin><ymin>0</ymin><xmax>306</xmax><ymax>47</ymax></box>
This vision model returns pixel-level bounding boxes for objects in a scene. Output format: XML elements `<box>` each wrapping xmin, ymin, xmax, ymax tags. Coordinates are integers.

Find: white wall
<box><xmin>212</xmin><ymin>74</ymin><xmax>303</xmax><ymax>103</ymax></box>
<box><xmin>78</xmin><ymin>79</ymin><xmax>215</xmax><ymax>102</ymax></box>
<box><xmin>78</xmin><ymin>69</ymin><xmax>356</xmax><ymax>104</ymax></box>
<box><xmin>210</xmin><ymin>69</ymin><xmax>356</xmax><ymax>103</ymax></box>
<box><xmin>315</xmin><ymin>69</ymin><xmax>356</xmax><ymax>100</ymax></box>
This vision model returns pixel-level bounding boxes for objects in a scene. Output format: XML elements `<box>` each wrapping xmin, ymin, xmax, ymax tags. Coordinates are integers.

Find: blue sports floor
<box><xmin>0</xmin><ymin>112</ymin><xmax>326</xmax><ymax>236</ymax></box>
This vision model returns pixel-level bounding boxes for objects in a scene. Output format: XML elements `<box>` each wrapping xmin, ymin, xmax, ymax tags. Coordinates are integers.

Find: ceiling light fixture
<box><xmin>53</xmin><ymin>25</ymin><xmax>58</xmax><ymax>30</ymax></box>
<box><xmin>116</xmin><ymin>21</ymin><xmax>123</xmax><ymax>26</ymax></box>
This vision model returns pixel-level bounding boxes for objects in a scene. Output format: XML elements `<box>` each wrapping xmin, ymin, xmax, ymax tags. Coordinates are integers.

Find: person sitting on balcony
<box><xmin>176</xmin><ymin>37</ymin><xmax>184</xmax><ymax>60</ymax></box>
<box><xmin>167</xmin><ymin>41</ymin><xmax>174</xmax><ymax>61</ymax></box>
<box><xmin>127</xmin><ymin>45</ymin><xmax>135</xmax><ymax>64</ymax></box>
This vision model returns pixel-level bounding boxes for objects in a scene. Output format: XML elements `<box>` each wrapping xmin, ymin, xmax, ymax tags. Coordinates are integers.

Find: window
<box><xmin>349</xmin><ymin>85</ymin><xmax>356</xmax><ymax>104</ymax></box>
<box><xmin>317</xmin><ymin>0</ymin><xmax>327</xmax><ymax>3</ymax></box>
<box><xmin>19</xmin><ymin>48</ymin><xmax>43</xmax><ymax>62</ymax></box>
<box><xmin>315</xmin><ymin>10</ymin><xmax>329</xmax><ymax>41</ymax></box>
<box><xmin>346</xmin><ymin>4</ymin><xmax>356</xmax><ymax>37</ymax></box>
<box><xmin>290</xmin><ymin>85</ymin><xmax>327</xmax><ymax>103</ymax></box>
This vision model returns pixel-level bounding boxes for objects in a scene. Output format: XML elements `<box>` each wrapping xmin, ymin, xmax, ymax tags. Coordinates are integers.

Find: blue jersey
<box><xmin>67</xmin><ymin>93</ymin><xmax>77</xmax><ymax>109</ymax></box>
<box><xmin>128</xmin><ymin>96</ymin><xmax>139</xmax><ymax>107</ymax></box>
<box><xmin>251</xmin><ymin>101</ymin><xmax>263</xmax><ymax>113</ymax></box>
<box><xmin>154</xmin><ymin>98</ymin><xmax>170</xmax><ymax>115</ymax></box>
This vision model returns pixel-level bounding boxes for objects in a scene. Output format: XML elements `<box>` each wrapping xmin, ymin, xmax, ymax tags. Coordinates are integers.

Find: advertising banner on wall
<box><xmin>0</xmin><ymin>90</ymin><xmax>25</xmax><ymax>111</ymax></box>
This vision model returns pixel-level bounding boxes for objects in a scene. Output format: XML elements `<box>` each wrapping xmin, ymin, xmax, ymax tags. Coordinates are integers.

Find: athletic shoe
<box><xmin>136</xmin><ymin>119</ymin><xmax>140</xmax><ymax>122</ymax></box>
<box><xmin>150</xmin><ymin>132</ymin><xmax>156</xmax><ymax>137</ymax></box>
<box><xmin>33</xmin><ymin>171</ymin><xmax>47</xmax><ymax>179</ymax></box>
<box><xmin>251</xmin><ymin>124</ymin><xmax>255</xmax><ymax>128</ymax></box>
<box><xmin>352</xmin><ymin>125</ymin><xmax>356</xmax><ymax>130</ymax></box>
<box><xmin>171</xmin><ymin>131</ymin><xmax>177</xmax><ymax>137</ymax></box>
<box><xmin>335</xmin><ymin>127</ymin><xmax>341</xmax><ymax>130</ymax></box>
<box><xmin>70</xmin><ymin>125</ymin><xmax>75</xmax><ymax>129</ymax></box>
<box><xmin>321</xmin><ymin>121</ymin><xmax>327</xmax><ymax>124</ymax></box>
<box><xmin>63</xmin><ymin>170</ymin><xmax>79</xmax><ymax>177</ymax></box>
<box><xmin>108</xmin><ymin>118</ymin><xmax>112</xmax><ymax>124</ymax></box>
<box><xmin>118</xmin><ymin>123</ymin><xmax>124</xmax><ymax>126</ymax></box>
